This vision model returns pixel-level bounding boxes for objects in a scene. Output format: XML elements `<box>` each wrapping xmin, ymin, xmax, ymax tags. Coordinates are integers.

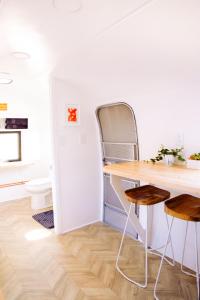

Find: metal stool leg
<box><xmin>194</xmin><ymin>223</ymin><xmax>199</xmax><ymax>300</ymax></box>
<box><xmin>148</xmin><ymin>214</ymin><xmax>175</xmax><ymax>267</ymax></box>
<box><xmin>116</xmin><ymin>203</ymin><xmax>148</xmax><ymax>288</ymax></box>
<box><xmin>165</xmin><ymin>214</ymin><xmax>175</xmax><ymax>266</ymax></box>
<box><xmin>154</xmin><ymin>217</ymin><xmax>174</xmax><ymax>300</ymax></box>
<box><xmin>181</xmin><ymin>222</ymin><xmax>196</xmax><ymax>278</ymax></box>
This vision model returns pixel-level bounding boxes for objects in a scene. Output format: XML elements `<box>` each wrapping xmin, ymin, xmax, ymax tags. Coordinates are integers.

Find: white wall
<box><xmin>0</xmin><ymin>76</ymin><xmax>51</xmax><ymax>202</ymax></box>
<box><xmin>50</xmin><ymin>77</ymin><xmax>102</xmax><ymax>234</ymax></box>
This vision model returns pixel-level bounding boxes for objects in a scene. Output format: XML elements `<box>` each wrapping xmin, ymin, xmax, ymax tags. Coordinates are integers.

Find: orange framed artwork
<box><xmin>66</xmin><ymin>104</ymin><xmax>80</xmax><ymax>126</ymax></box>
<box><xmin>0</xmin><ymin>103</ymin><xmax>7</xmax><ymax>111</ymax></box>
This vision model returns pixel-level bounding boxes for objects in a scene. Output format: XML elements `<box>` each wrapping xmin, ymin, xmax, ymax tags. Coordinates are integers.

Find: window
<box><xmin>0</xmin><ymin>131</ymin><xmax>21</xmax><ymax>162</ymax></box>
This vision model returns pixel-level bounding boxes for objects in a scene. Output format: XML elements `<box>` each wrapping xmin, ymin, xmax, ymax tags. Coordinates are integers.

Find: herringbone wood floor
<box><xmin>0</xmin><ymin>198</ymin><xmax>197</xmax><ymax>300</ymax></box>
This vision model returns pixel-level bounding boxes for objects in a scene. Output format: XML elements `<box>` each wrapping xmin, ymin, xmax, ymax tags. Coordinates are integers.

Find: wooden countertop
<box><xmin>103</xmin><ymin>161</ymin><xmax>200</xmax><ymax>196</ymax></box>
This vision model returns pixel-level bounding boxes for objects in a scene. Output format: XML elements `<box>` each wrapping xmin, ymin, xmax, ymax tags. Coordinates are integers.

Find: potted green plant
<box><xmin>150</xmin><ymin>145</ymin><xmax>185</xmax><ymax>166</ymax></box>
<box><xmin>187</xmin><ymin>153</ymin><xmax>200</xmax><ymax>169</ymax></box>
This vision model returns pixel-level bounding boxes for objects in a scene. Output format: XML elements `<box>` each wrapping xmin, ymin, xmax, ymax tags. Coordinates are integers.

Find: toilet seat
<box><xmin>26</xmin><ymin>178</ymin><xmax>51</xmax><ymax>193</ymax></box>
<box><xmin>26</xmin><ymin>177</ymin><xmax>51</xmax><ymax>187</ymax></box>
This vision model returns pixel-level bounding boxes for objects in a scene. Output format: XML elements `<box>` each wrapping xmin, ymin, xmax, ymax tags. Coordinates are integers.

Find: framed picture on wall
<box><xmin>66</xmin><ymin>104</ymin><xmax>80</xmax><ymax>126</ymax></box>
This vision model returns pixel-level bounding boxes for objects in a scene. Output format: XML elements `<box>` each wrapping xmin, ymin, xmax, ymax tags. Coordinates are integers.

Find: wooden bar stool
<box><xmin>154</xmin><ymin>194</ymin><xmax>200</xmax><ymax>300</ymax></box>
<box><xmin>116</xmin><ymin>185</ymin><xmax>172</xmax><ymax>288</ymax></box>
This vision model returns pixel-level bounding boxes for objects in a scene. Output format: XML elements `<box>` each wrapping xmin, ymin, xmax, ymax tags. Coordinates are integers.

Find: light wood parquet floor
<box><xmin>0</xmin><ymin>198</ymin><xmax>197</xmax><ymax>300</ymax></box>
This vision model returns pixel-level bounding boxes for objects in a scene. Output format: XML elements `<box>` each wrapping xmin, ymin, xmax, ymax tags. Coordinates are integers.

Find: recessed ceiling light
<box><xmin>11</xmin><ymin>51</ymin><xmax>31</xmax><ymax>59</ymax></box>
<box><xmin>0</xmin><ymin>73</ymin><xmax>13</xmax><ymax>84</ymax></box>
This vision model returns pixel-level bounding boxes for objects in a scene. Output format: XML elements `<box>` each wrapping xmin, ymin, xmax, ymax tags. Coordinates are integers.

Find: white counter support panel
<box><xmin>110</xmin><ymin>174</ymin><xmax>146</xmax><ymax>242</ymax></box>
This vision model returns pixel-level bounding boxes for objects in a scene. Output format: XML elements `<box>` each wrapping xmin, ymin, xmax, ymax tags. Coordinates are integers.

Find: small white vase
<box><xmin>163</xmin><ymin>155</ymin><xmax>175</xmax><ymax>166</ymax></box>
<box><xmin>187</xmin><ymin>159</ymin><xmax>200</xmax><ymax>170</ymax></box>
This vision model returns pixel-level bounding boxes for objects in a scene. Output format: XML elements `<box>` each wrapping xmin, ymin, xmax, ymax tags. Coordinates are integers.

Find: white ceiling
<box><xmin>0</xmin><ymin>0</ymin><xmax>200</xmax><ymax>82</ymax></box>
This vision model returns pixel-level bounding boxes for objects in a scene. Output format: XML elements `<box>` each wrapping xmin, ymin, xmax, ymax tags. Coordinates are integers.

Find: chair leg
<box><xmin>194</xmin><ymin>223</ymin><xmax>199</xmax><ymax>300</ymax></box>
<box><xmin>165</xmin><ymin>214</ymin><xmax>175</xmax><ymax>266</ymax></box>
<box><xmin>180</xmin><ymin>222</ymin><xmax>196</xmax><ymax>278</ymax></box>
<box><xmin>116</xmin><ymin>203</ymin><xmax>148</xmax><ymax>288</ymax></box>
<box><xmin>116</xmin><ymin>204</ymin><xmax>132</xmax><ymax>273</ymax></box>
<box><xmin>154</xmin><ymin>217</ymin><xmax>174</xmax><ymax>300</ymax></box>
<box><xmin>148</xmin><ymin>214</ymin><xmax>175</xmax><ymax>267</ymax></box>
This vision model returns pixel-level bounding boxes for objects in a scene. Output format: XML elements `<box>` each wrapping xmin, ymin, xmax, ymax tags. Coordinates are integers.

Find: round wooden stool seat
<box><xmin>165</xmin><ymin>194</ymin><xmax>200</xmax><ymax>222</ymax></box>
<box><xmin>125</xmin><ymin>185</ymin><xmax>170</xmax><ymax>205</ymax></box>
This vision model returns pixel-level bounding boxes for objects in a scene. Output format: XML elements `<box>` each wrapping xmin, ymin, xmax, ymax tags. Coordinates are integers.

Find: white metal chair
<box><xmin>116</xmin><ymin>185</ymin><xmax>174</xmax><ymax>288</ymax></box>
<box><xmin>154</xmin><ymin>194</ymin><xmax>200</xmax><ymax>300</ymax></box>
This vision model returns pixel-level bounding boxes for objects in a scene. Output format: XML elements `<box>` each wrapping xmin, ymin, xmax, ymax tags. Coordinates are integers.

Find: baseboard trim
<box><xmin>59</xmin><ymin>219</ymin><xmax>101</xmax><ymax>235</ymax></box>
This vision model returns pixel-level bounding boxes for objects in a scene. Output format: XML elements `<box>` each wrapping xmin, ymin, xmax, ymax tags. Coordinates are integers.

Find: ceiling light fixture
<box><xmin>12</xmin><ymin>51</ymin><xmax>31</xmax><ymax>59</ymax></box>
<box><xmin>0</xmin><ymin>72</ymin><xmax>13</xmax><ymax>84</ymax></box>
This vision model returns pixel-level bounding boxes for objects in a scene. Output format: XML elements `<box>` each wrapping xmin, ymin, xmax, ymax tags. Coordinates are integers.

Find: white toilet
<box><xmin>25</xmin><ymin>178</ymin><xmax>52</xmax><ymax>210</ymax></box>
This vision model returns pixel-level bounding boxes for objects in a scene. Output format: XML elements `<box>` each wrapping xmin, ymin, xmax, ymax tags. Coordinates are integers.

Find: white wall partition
<box><xmin>50</xmin><ymin>77</ymin><xmax>101</xmax><ymax>234</ymax></box>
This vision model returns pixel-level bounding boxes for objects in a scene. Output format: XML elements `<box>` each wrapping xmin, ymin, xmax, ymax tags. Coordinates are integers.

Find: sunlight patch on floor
<box><xmin>25</xmin><ymin>228</ymin><xmax>52</xmax><ymax>241</ymax></box>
